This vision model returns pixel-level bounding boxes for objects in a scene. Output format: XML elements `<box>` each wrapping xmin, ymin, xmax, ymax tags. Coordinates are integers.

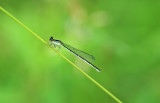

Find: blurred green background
<box><xmin>0</xmin><ymin>0</ymin><xmax>160</xmax><ymax>103</ymax></box>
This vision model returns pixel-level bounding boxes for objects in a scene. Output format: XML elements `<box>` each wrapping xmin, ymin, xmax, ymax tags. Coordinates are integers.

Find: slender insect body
<box><xmin>49</xmin><ymin>37</ymin><xmax>101</xmax><ymax>72</ymax></box>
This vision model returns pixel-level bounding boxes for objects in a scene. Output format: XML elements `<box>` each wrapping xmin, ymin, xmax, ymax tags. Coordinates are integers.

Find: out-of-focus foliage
<box><xmin>0</xmin><ymin>0</ymin><xmax>160</xmax><ymax>103</ymax></box>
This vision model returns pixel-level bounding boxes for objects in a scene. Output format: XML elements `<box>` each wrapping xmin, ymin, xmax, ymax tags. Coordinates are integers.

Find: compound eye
<box><xmin>49</xmin><ymin>37</ymin><xmax>53</xmax><ymax>41</ymax></box>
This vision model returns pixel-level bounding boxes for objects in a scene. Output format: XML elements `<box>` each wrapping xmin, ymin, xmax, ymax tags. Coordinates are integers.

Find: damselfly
<box><xmin>49</xmin><ymin>37</ymin><xmax>100</xmax><ymax>72</ymax></box>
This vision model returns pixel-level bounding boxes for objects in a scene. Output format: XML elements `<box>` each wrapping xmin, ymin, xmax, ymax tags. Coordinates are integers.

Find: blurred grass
<box><xmin>0</xmin><ymin>6</ymin><xmax>122</xmax><ymax>103</ymax></box>
<box><xmin>0</xmin><ymin>0</ymin><xmax>160</xmax><ymax>103</ymax></box>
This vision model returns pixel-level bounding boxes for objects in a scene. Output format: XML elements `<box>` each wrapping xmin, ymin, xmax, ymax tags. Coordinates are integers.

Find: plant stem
<box><xmin>0</xmin><ymin>6</ymin><xmax>122</xmax><ymax>103</ymax></box>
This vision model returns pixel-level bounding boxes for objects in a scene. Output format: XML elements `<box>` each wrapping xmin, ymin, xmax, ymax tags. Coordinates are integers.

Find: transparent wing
<box><xmin>61</xmin><ymin>42</ymin><xmax>100</xmax><ymax>72</ymax></box>
<box><xmin>62</xmin><ymin>43</ymin><xmax>95</xmax><ymax>61</ymax></box>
